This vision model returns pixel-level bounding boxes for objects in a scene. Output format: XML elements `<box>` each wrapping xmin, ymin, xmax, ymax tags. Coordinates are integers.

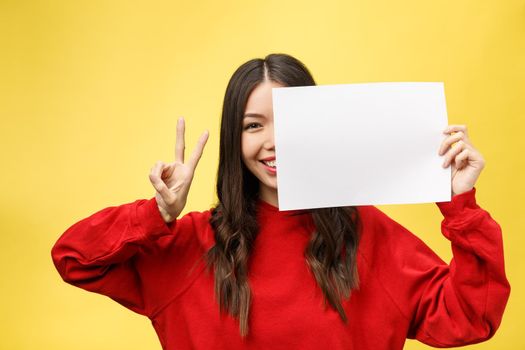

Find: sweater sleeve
<box><xmin>406</xmin><ymin>188</ymin><xmax>511</xmax><ymax>346</ymax></box>
<box><xmin>51</xmin><ymin>198</ymin><xmax>210</xmax><ymax>318</ymax></box>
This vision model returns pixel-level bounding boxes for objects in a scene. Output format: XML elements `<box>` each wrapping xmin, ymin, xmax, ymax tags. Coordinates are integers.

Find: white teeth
<box><xmin>262</xmin><ymin>160</ymin><xmax>276</xmax><ymax>168</ymax></box>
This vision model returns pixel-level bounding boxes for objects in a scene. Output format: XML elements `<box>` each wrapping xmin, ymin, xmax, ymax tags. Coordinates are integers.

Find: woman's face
<box><xmin>241</xmin><ymin>80</ymin><xmax>284</xmax><ymax>202</ymax></box>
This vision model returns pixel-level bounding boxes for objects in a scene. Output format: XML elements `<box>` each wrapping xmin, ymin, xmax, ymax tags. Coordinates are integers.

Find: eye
<box><xmin>244</xmin><ymin>122</ymin><xmax>262</xmax><ymax>130</ymax></box>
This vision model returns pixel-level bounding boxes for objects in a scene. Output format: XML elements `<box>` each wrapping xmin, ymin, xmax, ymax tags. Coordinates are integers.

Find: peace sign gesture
<box><xmin>149</xmin><ymin>118</ymin><xmax>209</xmax><ymax>223</ymax></box>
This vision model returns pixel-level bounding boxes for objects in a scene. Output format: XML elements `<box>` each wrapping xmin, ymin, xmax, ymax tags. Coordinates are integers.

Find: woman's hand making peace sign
<box><xmin>439</xmin><ymin>125</ymin><xmax>485</xmax><ymax>197</ymax></box>
<box><xmin>149</xmin><ymin>118</ymin><xmax>209</xmax><ymax>223</ymax></box>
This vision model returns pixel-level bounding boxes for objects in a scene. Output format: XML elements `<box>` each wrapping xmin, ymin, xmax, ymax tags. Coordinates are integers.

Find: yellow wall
<box><xmin>1</xmin><ymin>1</ymin><xmax>523</xmax><ymax>348</ymax></box>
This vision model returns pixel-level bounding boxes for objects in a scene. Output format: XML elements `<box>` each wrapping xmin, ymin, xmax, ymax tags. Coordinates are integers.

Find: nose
<box><xmin>264</xmin><ymin>123</ymin><xmax>275</xmax><ymax>150</ymax></box>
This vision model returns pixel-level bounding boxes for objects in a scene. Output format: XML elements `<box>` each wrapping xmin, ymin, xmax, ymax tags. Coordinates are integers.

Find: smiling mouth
<box><xmin>261</xmin><ymin>160</ymin><xmax>276</xmax><ymax>168</ymax></box>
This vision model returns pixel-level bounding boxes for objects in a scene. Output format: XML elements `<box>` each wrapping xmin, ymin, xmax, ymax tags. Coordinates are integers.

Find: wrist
<box><xmin>452</xmin><ymin>186</ymin><xmax>474</xmax><ymax>197</ymax></box>
<box><xmin>158</xmin><ymin>205</ymin><xmax>175</xmax><ymax>223</ymax></box>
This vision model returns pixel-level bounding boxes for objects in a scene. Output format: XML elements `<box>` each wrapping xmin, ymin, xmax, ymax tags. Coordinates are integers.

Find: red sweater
<box><xmin>51</xmin><ymin>188</ymin><xmax>510</xmax><ymax>349</ymax></box>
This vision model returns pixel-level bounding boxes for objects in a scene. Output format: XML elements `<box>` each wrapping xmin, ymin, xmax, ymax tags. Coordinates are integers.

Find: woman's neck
<box><xmin>259</xmin><ymin>186</ymin><xmax>279</xmax><ymax>207</ymax></box>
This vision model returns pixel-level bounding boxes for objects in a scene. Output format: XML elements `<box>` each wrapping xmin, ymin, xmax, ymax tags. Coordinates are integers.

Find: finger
<box><xmin>150</xmin><ymin>177</ymin><xmax>175</xmax><ymax>204</ymax></box>
<box><xmin>150</xmin><ymin>161</ymin><xmax>164</xmax><ymax>178</ymax></box>
<box><xmin>443</xmin><ymin>124</ymin><xmax>468</xmax><ymax>136</ymax></box>
<box><xmin>187</xmin><ymin>130</ymin><xmax>209</xmax><ymax>170</ymax></box>
<box><xmin>149</xmin><ymin>161</ymin><xmax>164</xmax><ymax>185</ymax></box>
<box><xmin>161</xmin><ymin>163</ymin><xmax>175</xmax><ymax>179</ymax></box>
<box><xmin>438</xmin><ymin>131</ymin><xmax>466</xmax><ymax>155</ymax></box>
<box><xmin>149</xmin><ymin>164</ymin><xmax>175</xmax><ymax>204</ymax></box>
<box><xmin>175</xmin><ymin>117</ymin><xmax>186</xmax><ymax>163</ymax></box>
<box><xmin>454</xmin><ymin>148</ymin><xmax>470</xmax><ymax>170</ymax></box>
<box><xmin>442</xmin><ymin>140</ymin><xmax>468</xmax><ymax>168</ymax></box>
<box><xmin>149</xmin><ymin>161</ymin><xmax>163</xmax><ymax>185</ymax></box>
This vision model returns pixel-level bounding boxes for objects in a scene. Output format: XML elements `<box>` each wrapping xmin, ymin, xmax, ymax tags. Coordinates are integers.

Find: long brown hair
<box><xmin>207</xmin><ymin>53</ymin><xmax>360</xmax><ymax>336</ymax></box>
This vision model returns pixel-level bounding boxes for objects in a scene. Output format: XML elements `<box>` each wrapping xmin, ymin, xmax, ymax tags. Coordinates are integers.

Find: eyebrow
<box><xmin>243</xmin><ymin>113</ymin><xmax>266</xmax><ymax>119</ymax></box>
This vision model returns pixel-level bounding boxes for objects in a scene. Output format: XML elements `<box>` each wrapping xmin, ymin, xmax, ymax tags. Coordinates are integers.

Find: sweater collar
<box><xmin>256</xmin><ymin>198</ymin><xmax>305</xmax><ymax>216</ymax></box>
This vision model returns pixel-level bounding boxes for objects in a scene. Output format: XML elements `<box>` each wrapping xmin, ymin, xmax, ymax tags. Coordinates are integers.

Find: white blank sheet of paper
<box><xmin>272</xmin><ymin>82</ymin><xmax>451</xmax><ymax>211</ymax></box>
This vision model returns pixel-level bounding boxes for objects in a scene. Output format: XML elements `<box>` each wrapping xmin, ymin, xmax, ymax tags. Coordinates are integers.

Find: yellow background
<box><xmin>1</xmin><ymin>0</ymin><xmax>523</xmax><ymax>349</ymax></box>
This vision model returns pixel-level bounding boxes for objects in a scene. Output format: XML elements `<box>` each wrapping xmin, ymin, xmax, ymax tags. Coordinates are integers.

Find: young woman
<box><xmin>52</xmin><ymin>54</ymin><xmax>510</xmax><ymax>349</ymax></box>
